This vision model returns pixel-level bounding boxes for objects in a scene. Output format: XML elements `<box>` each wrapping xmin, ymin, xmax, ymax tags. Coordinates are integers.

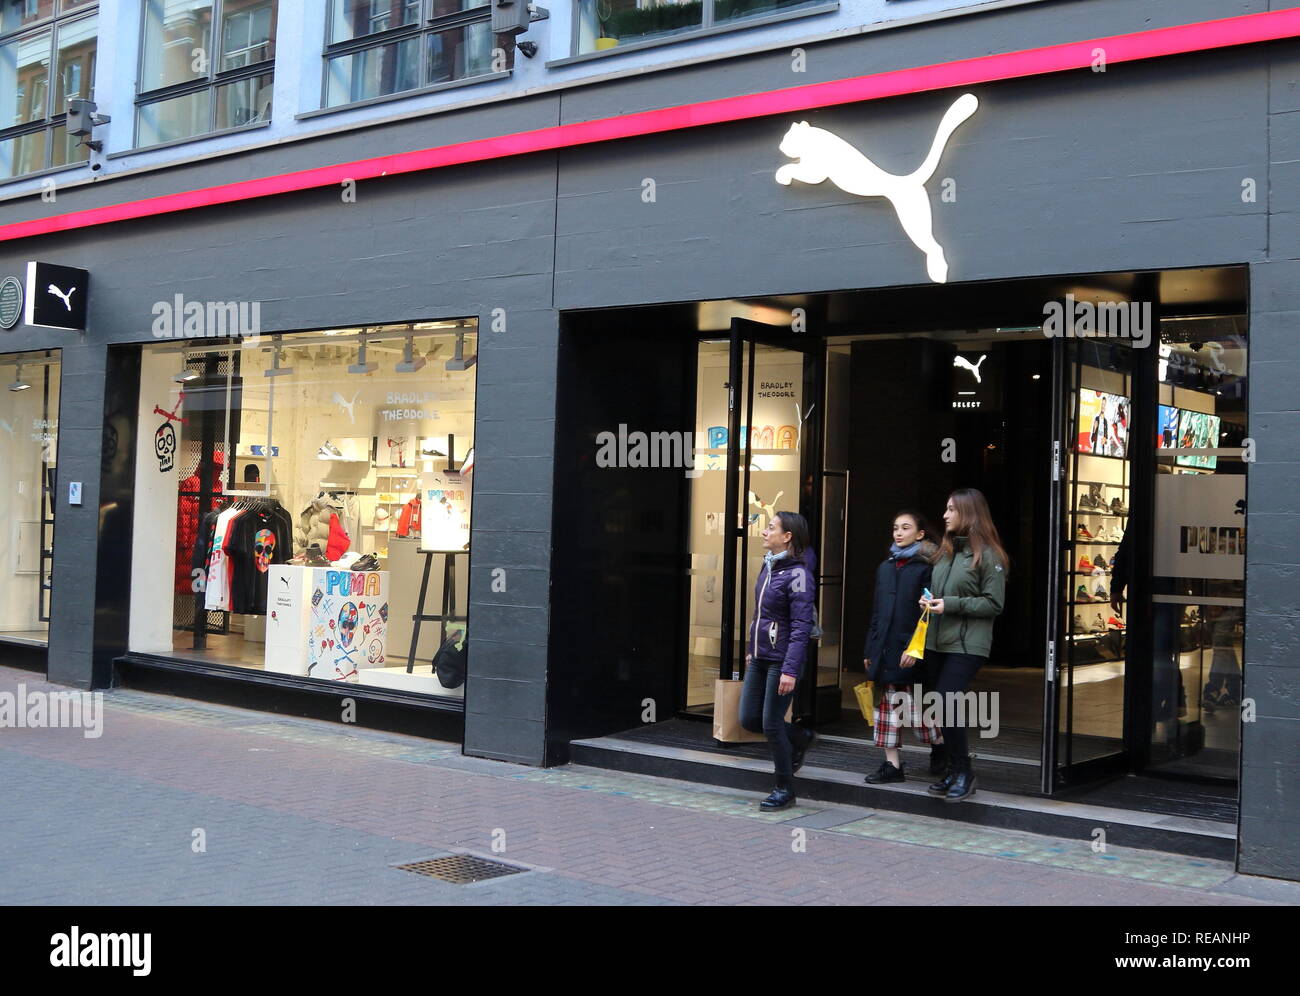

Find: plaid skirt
<box><xmin>873</xmin><ymin>684</ymin><xmax>943</xmax><ymax>748</ymax></box>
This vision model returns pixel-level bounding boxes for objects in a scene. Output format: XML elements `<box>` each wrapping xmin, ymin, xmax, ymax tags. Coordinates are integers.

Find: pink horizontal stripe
<box><xmin>3</xmin><ymin>7</ymin><xmax>1299</xmax><ymax>243</ymax></box>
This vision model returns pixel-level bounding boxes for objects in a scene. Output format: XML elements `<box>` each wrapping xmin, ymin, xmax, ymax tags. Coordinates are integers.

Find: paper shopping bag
<box><xmin>853</xmin><ymin>681</ymin><xmax>876</xmax><ymax>725</ymax></box>
<box><xmin>903</xmin><ymin>607</ymin><xmax>931</xmax><ymax>660</ymax></box>
<box><xmin>713</xmin><ymin>679</ymin><xmax>765</xmax><ymax>743</ymax></box>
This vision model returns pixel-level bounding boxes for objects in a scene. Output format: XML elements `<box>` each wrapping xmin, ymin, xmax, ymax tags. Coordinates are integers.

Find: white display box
<box><xmin>265</xmin><ymin>565</ymin><xmax>390</xmax><ymax>681</ymax></box>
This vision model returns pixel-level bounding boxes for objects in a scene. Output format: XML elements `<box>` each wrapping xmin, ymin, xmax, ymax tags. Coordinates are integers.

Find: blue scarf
<box><xmin>890</xmin><ymin>541</ymin><xmax>922</xmax><ymax>561</ymax></box>
<box><xmin>763</xmin><ymin>549</ymin><xmax>789</xmax><ymax>571</ymax></box>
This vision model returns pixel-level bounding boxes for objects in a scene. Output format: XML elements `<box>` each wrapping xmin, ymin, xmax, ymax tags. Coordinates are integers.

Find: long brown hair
<box><xmin>936</xmin><ymin>488</ymin><xmax>1009</xmax><ymax>573</ymax></box>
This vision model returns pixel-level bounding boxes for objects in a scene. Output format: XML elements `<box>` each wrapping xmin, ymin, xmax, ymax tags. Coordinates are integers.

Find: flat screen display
<box><xmin>1077</xmin><ymin>390</ymin><xmax>1130</xmax><ymax>458</ymax></box>
<box><xmin>1176</xmin><ymin>409</ymin><xmax>1221</xmax><ymax>470</ymax></box>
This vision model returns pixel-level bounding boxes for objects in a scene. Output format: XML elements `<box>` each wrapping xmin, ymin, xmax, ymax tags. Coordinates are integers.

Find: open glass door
<box><xmin>684</xmin><ymin>319</ymin><xmax>818</xmax><ymax>717</ymax></box>
<box><xmin>1046</xmin><ymin>336</ymin><xmax>1138</xmax><ymax>787</ymax></box>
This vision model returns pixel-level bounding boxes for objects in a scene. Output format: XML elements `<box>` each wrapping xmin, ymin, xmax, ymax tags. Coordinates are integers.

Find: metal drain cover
<box><xmin>395</xmin><ymin>854</ymin><xmax>527</xmax><ymax>884</ymax></box>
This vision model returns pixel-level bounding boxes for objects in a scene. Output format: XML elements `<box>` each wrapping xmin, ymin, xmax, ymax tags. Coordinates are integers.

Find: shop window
<box><xmin>323</xmin><ymin>0</ymin><xmax>494</xmax><ymax>108</ymax></box>
<box><xmin>129</xmin><ymin>323</ymin><xmax>477</xmax><ymax>701</ymax></box>
<box><xmin>0</xmin><ymin>350</ymin><xmax>60</xmax><ymax>645</ymax></box>
<box><xmin>574</xmin><ymin>0</ymin><xmax>818</xmax><ymax>55</ymax></box>
<box><xmin>135</xmin><ymin>0</ymin><xmax>276</xmax><ymax>147</ymax></box>
<box><xmin>0</xmin><ymin>2</ymin><xmax>96</xmax><ymax>178</ymax></box>
<box><xmin>1148</xmin><ymin>316</ymin><xmax>1247</xmax><ymax>778</ymax></box>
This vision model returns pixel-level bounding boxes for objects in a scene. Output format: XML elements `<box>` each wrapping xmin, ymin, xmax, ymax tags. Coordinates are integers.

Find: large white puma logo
<box><xmin>47</xmin><ymin>283</ymin><xmax>76</xmax><ymax>310</ymax></box>
<box><xmin>775</xmin><ymin>93</ymin><xmax>979</xmax><ymax>283</ymax></box>
<box><xmin>954</xmin><ymin>353</ymin><xmax>987</xmax><ymax>383</ymax></box>
<box><xmin>331</xmin><ymin>390</ymin><xmax>360</xmax><ymax>423</ymax></box>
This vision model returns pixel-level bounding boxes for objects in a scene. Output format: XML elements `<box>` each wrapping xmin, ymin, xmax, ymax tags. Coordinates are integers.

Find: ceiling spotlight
<box><xmin>173</xmin><ymin>367</ymin><xmax>200</xmax><ymax>383</ymax></box>
<box><xmin>8</xmin><ymin>364</ymin><xmax>30</xmax><ymax>392</ymax></box>
<box><xmin>348</xmin><ymin>335</ymin><xmax>377</xmax><ymax>375</ymax></box>
<box><xmin>395</xmin><ymin>335</ymin><xmax>426</xmax><ymax>374</ymax></box>
<box><xmin>264</xmin><ymin>340</ymin><xmax>295</xmax><ymax>378</ymax></box>
<box><xmin>445</xmin><ymin>331</ymin><xmax>477</xmax><ymax>371</ymax></box>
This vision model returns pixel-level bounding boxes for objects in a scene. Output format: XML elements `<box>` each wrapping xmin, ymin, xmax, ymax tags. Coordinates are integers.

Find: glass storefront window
<box><xmin>0</xmin><ymin>351</ymin><xmax>60</xmax><ymax>646</ymax></box>
<box><xmin>1148</xmin><ymin>316</ymin><xmax>1247</xmax><ymax>778</ymax></box>
<box><xmin>129</xmin><ymin>322</ymin><xmax>478</xmax><ymax>700</ymax></box>
<box><xmin>0</xmin><ymin>0</ymin><xmax>56</xmax><ymax>35</ymax></box>
<box><xmin>136</xmin><ymin>0</ymin><xmax>275</xmax><ymax>147</ymax></box>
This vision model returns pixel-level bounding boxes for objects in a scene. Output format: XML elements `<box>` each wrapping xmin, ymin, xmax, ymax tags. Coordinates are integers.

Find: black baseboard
<box><xmin>0</xmin><ymin>641</ymin><xmax>48</xmax><ymax>675</ymax></box>
<box><xmin>115</xmin><ymin>654</ymin><xmax>465</xmax><ymax>744</ymax></box>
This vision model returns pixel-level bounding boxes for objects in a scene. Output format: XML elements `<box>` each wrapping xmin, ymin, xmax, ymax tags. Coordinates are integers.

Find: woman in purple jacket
<box><xmin>740</xmin><ymin>510</ymin><xmax>817</xmax><ymax>811</ymax></box>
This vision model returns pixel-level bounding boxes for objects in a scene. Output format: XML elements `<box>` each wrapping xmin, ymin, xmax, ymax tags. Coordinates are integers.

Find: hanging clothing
<box><xmin>227</xmin><ymin>503</ymin><xmax>293</xmax><ymax>615</ymax></box>
<box><xmin>396</xmin><ymin>495</ymin><xmax>421</xmax><ymax>538</ymax></box>
<box><xmin>204</xmin><ymin>506</ymin><xmax>244</xmax><ymax>611</ymax></box>
<box><xmin>175</xmin><ymin>473</ymin><xmax>223</xmax><ymax>594</ymax></box>
<box><xmin>325</xmin><ymin>512</ymin><xmax>351</xmax><ymax>561</ymax></box>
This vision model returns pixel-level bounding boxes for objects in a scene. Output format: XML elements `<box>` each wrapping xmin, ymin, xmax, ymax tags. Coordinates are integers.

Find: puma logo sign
<box><xmin>47</xmin><ymin>284</ymin><xmax>76</xmax><ymax>310</ymax></box>
<box><xmin>775</xmin><ymin>93</ymin><xmax>979</xmax><ymax>283</ymax></box>
<box><xmin>331</xmin><ymin>390</ymin><xmax>360</xmax><ymax>423</ymax></box>
<box><xmin>954</xmin><ymin>354</ymin><xmax>987</xmax><ymax>383</ymax></box>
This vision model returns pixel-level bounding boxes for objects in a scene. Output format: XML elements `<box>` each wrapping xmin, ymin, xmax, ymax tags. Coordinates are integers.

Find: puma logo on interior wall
<box><xmin>775</xmin><ymin>93</ymin><xmax>979</xmax><ymax>283</ymax></box>
<box><xmin>954</xmin><ymin>354</ymin><xmax>987</xmax><ymax>383</ymax></box>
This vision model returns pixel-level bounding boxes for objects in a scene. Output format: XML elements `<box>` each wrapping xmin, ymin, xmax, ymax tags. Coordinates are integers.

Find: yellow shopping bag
<box><xmin>853</xmin><ymin>681</ymin><xmax>876</xmax><ymax>725</ymax></box>
<box><xmin>903</xmin><ymin>606</ymin><xmax>931</xmax><ymax>660</ymax></box>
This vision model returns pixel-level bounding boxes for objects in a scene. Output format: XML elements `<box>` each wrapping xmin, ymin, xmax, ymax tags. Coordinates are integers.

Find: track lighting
<box><xmin>445</xmin><ymin>331</ymin><xmax>476</xmax><ymax>371</ymax></box>
<box><xmin>395</xmin><ymin>335</ymin><xmax>426</xmax><ymax>374</ymax></box>
<box><xmin>8</xmin><ymin>363</ymin><xmax>30</xmax><ymax>391</ymax></box>
<box><xmin>264</xmin><ymin>339</ymin><xmax>295</xmax><ymax>378</ymax></box>
<box><xmin>348</xmin><ymin>335</ymin><xmax>377</xmax><ymax>375</ymax></box>
<box><xmin>173</xmin><ymin>367</ymin><xmax>200</xmax><ymax>383</ymax></box>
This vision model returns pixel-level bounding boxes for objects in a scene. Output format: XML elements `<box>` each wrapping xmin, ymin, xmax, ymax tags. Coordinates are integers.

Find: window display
<box><xmin>0</xmin><ymin>350</ymin><xmax>59</xmax><ymax>645</ymax></box>
<box><xmin>128</xmin><ymin>322</ymin><xmax>476</xmax><ymax>700</ymax></box>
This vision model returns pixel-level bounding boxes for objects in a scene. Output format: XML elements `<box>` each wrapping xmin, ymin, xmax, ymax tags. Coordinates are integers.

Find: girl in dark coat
<box><xmin>862</xmin><ymin>511</ymin><xmax>944</xmax><ymax>783</ymax></box>
<box><xmin>740</xmin><ymin>510</ymin><xmax>817</xmax><ymax>811</ymax></box>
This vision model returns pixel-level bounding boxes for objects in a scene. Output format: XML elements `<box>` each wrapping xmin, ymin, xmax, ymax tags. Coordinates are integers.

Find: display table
<box><xmin>265</xmin><ymin>565</ymin><xmax>390</xmax><ymax>681</ymax></box>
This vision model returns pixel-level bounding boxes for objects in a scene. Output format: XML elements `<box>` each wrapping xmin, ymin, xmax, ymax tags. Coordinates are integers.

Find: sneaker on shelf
<box><xmin>1079</xmin><ymin>491</ymin><xmax>1098</xmax><ymax>510</ymax></box>
<box><xmin>1073</xmin><ymin>612</ymin><xmax>1087</xmax><ymax>631</ymax></box>
<box><xmin>1077</xmin><ymin>524</ymin><xmax>1094</xmax><ymax>540</ymax></box>
<box><xmin>1076</xmin><ymin>584</ymin><xmax>1092</xmax><ymax>603</ymax></box>
<box><xmin>1093</xmin><ymin>553</ymin><xmax>1110</xmax><ymax>571</ymax></box>
<box><xmin>1110</xmin><ymin>496</ymin><xmax>1127</xmax><ymax>515</ymax></box>
<box><xmin>420</xmin><ymin>441</ymin><xmax>446</xmax><ymax>458</ymax></box>
<box><xmin>1093</xmin><ymin>581</ymin><xmax>1109</xmax><ymax>601</ymax></box>
<box><xmin>1093</xmin><ymin>612</ymin><xmax>1108</xmax><ymax>632</ymax></box>
<box><xmin>1078</xmin><ymin>555</ymin><xmax>1094</xmax><ymax>572</ymax></box>
<box><xmin>1107</xmin><ymin>616</ymin><xmax>1125</xmax><ymax>630</ymax></box>
<box><xmin>351</xmin><ymin>553</ymin><xmax>380</xmax><ymax>572</ymax></box>
<box><xmin>317</xmin><ymin>440</ymin><xmax>344</xmax><ymax>459</ymax></box>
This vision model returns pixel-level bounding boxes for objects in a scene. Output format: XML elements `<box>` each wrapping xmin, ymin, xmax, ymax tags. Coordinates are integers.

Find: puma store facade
<box><xmin>0</xmin><ymin>0</ymin><xmax>1298</xmax><ymax>881</ymax></box>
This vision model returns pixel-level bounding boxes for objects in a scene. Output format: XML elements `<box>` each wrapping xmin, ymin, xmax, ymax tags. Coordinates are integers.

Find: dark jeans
<box><xmin>929</xmin><ymin>650</ymin><xmax>986</xmax><ymax>762</ymax></box>
<box><xmin>740</xmin><ymin>657</ymin><xmax>809</xmax><ymax>782</ymax></box>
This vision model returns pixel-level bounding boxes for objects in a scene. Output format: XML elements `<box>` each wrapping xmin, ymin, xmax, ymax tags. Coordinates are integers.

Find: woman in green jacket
<box><xmin>920</xmin><ymin>488</ymin><xmax>1008</xmax><ymax>803</ymax></box>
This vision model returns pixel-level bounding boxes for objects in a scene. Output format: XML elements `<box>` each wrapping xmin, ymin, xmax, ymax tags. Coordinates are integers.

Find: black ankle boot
<box><xmin>927</xmin><ymin>764</ymin><xmax>957</xmax><ymax>796</ymax></box>
<box><xmin>943</xmin><ymin>757</ymin><xmax>977</xmax><ymax>803</ymax></box>
<box><xmin>865</xmin><ymin>760</ymin><xmax>905</xmax><ymax>784</ymax></box>
<box><xmin>760</xmin><ymin>782</ymin><xmax>796</xmax><ymax>811</ymax></box>
<box><xmin>791</xmin><ymin>729</ymin><xmax>816</xmax><ymax>774</ymax></box>
<box><xmin>928</xmin><ymin>744</ymin><xmax>949</xmax><ymax>775</ymax></box>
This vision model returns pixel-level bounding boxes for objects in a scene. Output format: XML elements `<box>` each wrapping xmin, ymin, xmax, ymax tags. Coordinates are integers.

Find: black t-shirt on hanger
<box><xmin>229</xmin><ymin>504</ymin><xmax>293</xmax><ymax>615</ymax></box>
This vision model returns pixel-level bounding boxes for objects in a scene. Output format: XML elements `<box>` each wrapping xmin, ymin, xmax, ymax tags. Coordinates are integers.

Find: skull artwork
<box><xmin>338</xmin><ymin>601</ymin><xmax>359</xmax><ymax>649</ymax></box>
<box><xmin>253</xmin><ymin>528</ymin><xmax>275</xmax><ymax>573</ymax></box>
<box><xmin>154</xmin><ymin>422</ymin><xmax>176</xmax><ymax>472</ymax></box>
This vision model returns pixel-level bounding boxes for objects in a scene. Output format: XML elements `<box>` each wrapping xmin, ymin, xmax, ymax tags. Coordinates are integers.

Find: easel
<box><xmin>405</xmin><ymin>433</ymin><xmax>468</xmax><ymax>673</ymax></box>
<box><xmin>406</xmin><ymin>549</ymin><xmax>467</xmax><ymax>673</ymax></box>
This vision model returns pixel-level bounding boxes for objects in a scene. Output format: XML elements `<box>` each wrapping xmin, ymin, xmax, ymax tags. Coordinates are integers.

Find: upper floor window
<box><xmin>323</xmin><ymin>0</ymin><xmax>495</xmax><ymax>109</ymax></box>
<box><xmin>575</xmin><ymin>0</ymin><xmax>818</xmax><ymax>55</ymax></box>
<box><xmin>0</xmin><ymin>0</ymin><xmax>96</xmax><ymax>178</ymax></box>
<box><xmin>136</xmin><ymin>0</ymin><xmax>277</xmax><ymax>148</ymax></box>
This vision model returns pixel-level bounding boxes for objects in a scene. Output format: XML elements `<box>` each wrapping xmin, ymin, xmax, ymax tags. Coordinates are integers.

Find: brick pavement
<box><xmin>0</xmin><ymin>666</ymin><xmax>1293</xmax><ymax>906</ymax></box>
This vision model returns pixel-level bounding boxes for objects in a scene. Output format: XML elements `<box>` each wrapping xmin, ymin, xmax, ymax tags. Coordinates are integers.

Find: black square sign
<box><xmin>25</xmin><ymin>261</ymin><xmax>88</xmax><ymax>331</ymax></box>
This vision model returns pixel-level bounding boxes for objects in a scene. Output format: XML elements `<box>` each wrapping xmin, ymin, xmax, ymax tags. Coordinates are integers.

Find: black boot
<box><xmin>760</xmin><ymin>780</ymin><xmax>796</xmax><ymax>811</ymax></box>
<box><xmin>927</xmin><ymin>763</ymin><xmax>957</xmax><ymax>796</ymax></box>
<box><xmin>791</xmin><ymin>729</ymin><xmax>816</xmax><ymax>774</ymax></box>
<box><xmin>943</xmin><ymin>756</ymin><xmax>977</xmax><ymax>803</ymax></box>
<box><xmin>865</xmin><ymin>760</ymin><xmax>905</xmax><ymax>784</ymax></box>
<box><xmin>928</xmin><ymin>743</ymin><xmax>949</xmax><ymax>775</ymax></box>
